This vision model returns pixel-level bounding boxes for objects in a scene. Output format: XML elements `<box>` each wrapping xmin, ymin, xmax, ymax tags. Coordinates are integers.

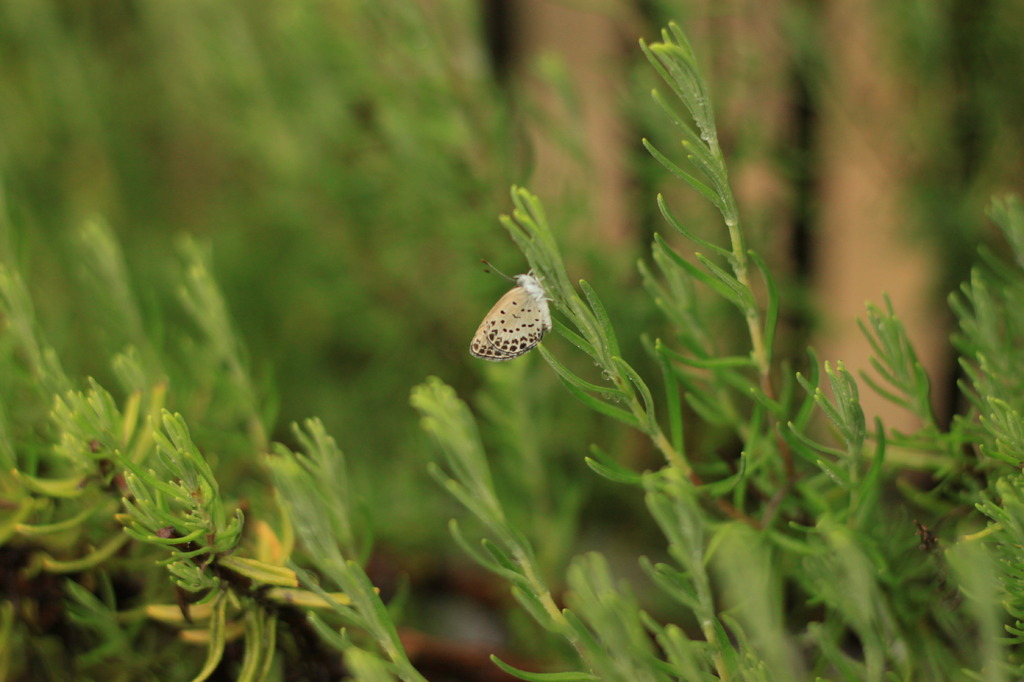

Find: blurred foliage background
<box><xmin>2</xmin><ymin>0</ymin><xmax>1024</xmax><ymax>677</ymax></box>
<box><xmin>1</xmin><ymin>0</ymin><xmax>586</xmax><ymax>551</ymax></box>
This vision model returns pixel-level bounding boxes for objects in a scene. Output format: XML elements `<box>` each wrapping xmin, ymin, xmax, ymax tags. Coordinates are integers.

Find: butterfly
<box><xmin>470</xmin><ymin>271</ymin><xmax>552</xmax><ymax>361</ymax></box>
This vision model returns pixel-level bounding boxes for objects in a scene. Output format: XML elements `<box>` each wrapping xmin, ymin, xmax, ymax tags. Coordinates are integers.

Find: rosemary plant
<box><xmin>412</xmin><ymin>23</ymin><xmax>1024</xmax><ymax>681</ymax></box>
<box><xmin>1</xmin><ymin>14</ymin><xmax>1024</xmax><ymax>682</ymax></box>
<box><xmin>0</xmin><ymin>222</ymin><xmax>418</xmax><ymax>680</ymax></box>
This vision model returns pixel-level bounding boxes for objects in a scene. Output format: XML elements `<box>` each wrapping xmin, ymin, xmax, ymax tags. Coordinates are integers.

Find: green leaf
<box><xmin>822</xmin><ymin>362</ymin><xmax>866</xmax><ymax>451</ymax></box>
<box><xmin>304</xmin><ymin>612</ymin><xmax>349</xmax><ymax>652</ymax></box>
<box><xmin>654</xmin><ymin>194</ymin><xmax>731</xmax><ymax>260</ymax></box>
<box><xmin>39</xmin><ymin>534</ymin><xmax>131</xmax><ymax>574</ymax></box>
<box><xmin>792</xmin><ymin>352</ymin><xmax>821</xmax><ymax>431</ymax></box>
<box><xmin>339</xmin><ymin>647</ymin><xmax>396</xmax><ymax>682</ymax></box>
<box><xmin>785</xmin><ymin>422</ymin><xmax>846</xmax><ymax>461</ymax></box>
<box><xmin>853</xmin><ymin>418</ymin><xmax>886</xmax><ymax>529</ymax></box>
<box><xmin>814</xmin><ymin>456</ymin><xmax>850</xmax><ymax>488</ymax></box>
<box><xmin>552</xmin><ymin>317</ymin><xmax>598</xmax><ymax>357</ymax></box>
<box><xmin>191</xmin><ymin>592</ymin><xmax>228</xmax><ymax>682</ymax></box>
<box><xmin>653</xmin><ymin>235</ymin><xmax>739</xmax><ymax>303</ymax></box>
<box><xmin>706</xmin><ymin>615</ymin><xmax>740</xmax><ymax>677</ymax></box>
<box><xmin>481</xmin><ymin>538</ymin><xmax>528</xmax><ymax>582</ymax></box>
<box><xmin>540</xmin><ymin>347</ymin><xmax>642</xmax><ymax>428</ymax></box>
<box><xmin>656</xmin><ymin>340</ymin><xmax>685</xmax><ymax>454</ymax></box>
<box><xmin>980</xmin><ymin>397</ymin><xmax>1024</xmax><ymax>464</ymax></box>
<box><xmin>657</xmin><ymin>341</ymin><xmax>753</xmax><ymax>369</ymax></box>
<box><xmin>508</xmin><ymin>586</ymin><xmax>561</xmax><ymax>635</ymax></box>
<box><xmin>613</xmin><ymin>356</ymin><xmax>657</xmax><ymax>430</ymax></box>
<box><xmin>667</xmin><ymin>22</ymin><xmax>719</xmax><ymax>136</ymax></box>
<box><xmin>129</xmin><ymin>527</ymin><xmax>206</xmax><ymax>546</ymax></box>
<box><xmin>13</xmin><ymin>471</ymin><xmax>90</xmax><ymax>498</ymax></box>
<box><xmin>579</xmin><ymin>279</ymin><xmax>620</xmax><ymax>358</ymax></box>
<box><xmin>697</xmin><ymin>456</ymin><xmax>746</xmax><ymax>497</ymax></box>
<box><xmin>584</xmin><ymin>446</ymin><xmax>643</xmax><ymax>485</ymax></box>
<box><xmin>236</xmin><ymin>608</ymin><xmax>277</xmax><ymax>682</ymax></box>
<box><xmin>218</xmin><ymin>556</ymin><xmax>299</xmax><ymax>587</ymax></box>
<box><xmin>640</xmin><ymin>559</ymin><xmax>699</xmax><ymax>611</ymax></box>
<box><xmin>651</xmin><ymin>91</ymin><xmax>724</xmax><ymax>188</ymax></box>
<box><xmin>539</xmin><ymin>345</ymin><xmax>626</xmax><ymax>400</ymax></box>
<box><xmin>641</xmin><ymin>33</ymin><xmax>717</xmax><ymax>147</ymax></box>
<box><xmin>430</xmin><ymin>469</ymin><xmax>504</xmax><ymax>536</ymax></box>
<box><xmin>645</xmin><ymin>619</ymin><xmax>710</xmax><ymax>682</ymax></box>
<box><xmin>643</xmin><ymin>139</ymin><xmax>725</xmax><ymax>213</ymax></box>
<box><xmin>446</xmin><ymin>519</ymin><xmax>521</xmax><ymax>582</ymax></box>
<box><xmin>559</xmin><ymin>377</ymin><xmax>642</xmax><ymax>429</ymax></box>
<box><xmin>490</xmin><ymin>655</ymin><xmax>599</xmax><ymax>681</ymax></box>
<box><xmin>748</xmin><ymin>384</ymin><xmax>785</xmax><ymax>417</ymax></box>
<box><xmin>858</xmin><ymin>369</ymin><xmax>913</xmax><ymax>412</ymax></box>
<box><xmin>695</xmin><ymin>253</ymin><xmax>755</xmax><ymax>312</ymax></box>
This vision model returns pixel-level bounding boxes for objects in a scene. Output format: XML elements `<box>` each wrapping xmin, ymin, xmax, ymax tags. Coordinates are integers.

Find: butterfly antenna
<box><xmin>480</xmin><ymin>259</ymin><xmax>514</xmax><ymax>281</ymax></box>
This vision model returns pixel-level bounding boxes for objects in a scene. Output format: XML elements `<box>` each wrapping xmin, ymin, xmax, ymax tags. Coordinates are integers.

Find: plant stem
<box><xmin>514</xmin><ymin>548</ymin><xmax>591</xmax><ymax>664</ymax></box>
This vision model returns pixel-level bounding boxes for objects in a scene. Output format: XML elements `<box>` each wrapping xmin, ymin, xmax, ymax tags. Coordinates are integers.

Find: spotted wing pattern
<box><xmin>469</xmin><ymin>282</ymin><xmax>551</xmax><ymax>361</ymax></box>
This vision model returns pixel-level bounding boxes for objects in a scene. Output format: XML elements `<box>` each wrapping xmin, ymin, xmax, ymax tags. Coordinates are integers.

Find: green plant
<box><xmin>0</xmin><ymin>222</ymin><xmax>417</xmax><ymax>680</ymax></box>
<box><xmin>3</xmin><ymin>12</ymin><xmax>1024</xmax><ymax>682</ymax></box>
<box><xmin>412</xmin><ymin>24</ymin><xmax>1024</xmax><ymax>680</ymax></box>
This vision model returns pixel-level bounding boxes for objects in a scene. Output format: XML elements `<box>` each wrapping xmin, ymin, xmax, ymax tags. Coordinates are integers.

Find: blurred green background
<box><xmin>3</xmin><ymin>0</ymin><xmax>1024</xmax><ymax>669</ymax></box>
<box><xmin>0</xmin><ymin>0</ymin><xmax>646</xmax><ymax>565</ymax></box>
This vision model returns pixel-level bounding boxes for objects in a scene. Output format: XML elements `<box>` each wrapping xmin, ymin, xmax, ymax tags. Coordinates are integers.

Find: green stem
<box><xmin>515</xmin><ymin>548</ymin><xmax>591</xmax><ymax>664</ymax></box>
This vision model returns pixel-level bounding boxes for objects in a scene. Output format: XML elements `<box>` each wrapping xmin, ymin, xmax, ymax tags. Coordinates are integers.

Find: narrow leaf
<box><xmin>579</xmin><ymin>279</ymin><xmax>620</xmax><ymax>358</ymax></box>
<box><xmin>695</xmin><ymin>254</ymin><xmax>755</xmax><ymax>312</ymax></box>
<box><xmin>191</xmin><ymin>592</ymin><xmax>228</xmax><ymax>682</ymax></box>
<box><xmin>538</xmin><ymin>346</ymin><xmax>626</xmax><ymax>400</ymax></box>
<box><xmin>656</xmin><ymin>340</ymin><xmax>685</xmax><ymax>454</ymax></box>
<box><xmin>584</xmin><ymin>456</ymin><xmax>643</xmax><ymax>486</ymax></box>
<box><xmin>560</xmin><ymin>379</ymin><xmax>642</xmax><ymax>429</ymax></box>
<box><xmin>643</xmin><ymin>139</ymin><xmax>725</xmax><ymax>213</ymax></box>
<box><xmin>552</xmin><ymin>318</ymin><xmax>597</xmax><ymax>357</ymax></box>
<box><xmin>219</xmin><ymin>556</ymin><xmax>299</xmax><ymax>587</ymax></box>
<box><xmin>613</xmin><ymin>356</ymin><xmax>657</xmax><ymax>431</ymax></box>
<box><xmin>654</xmin><ymin>235</ymin><xmax>738</xmax><ymax>303</ymax></box>
<box><xmin>655</xmin><ymin>194</ymin><xmax>732</xmax><ymax>259</ymax></box>
<box><xmin>490</xmin><ymin>656</ymin><xmax>599</xmax><ymax>682</ymax></box>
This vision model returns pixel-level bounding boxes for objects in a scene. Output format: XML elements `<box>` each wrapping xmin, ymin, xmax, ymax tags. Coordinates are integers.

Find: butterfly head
<box><xmin>514</xmin><ymin>272</ymin><xmax>547</xmax><ymax>303</ymax></box>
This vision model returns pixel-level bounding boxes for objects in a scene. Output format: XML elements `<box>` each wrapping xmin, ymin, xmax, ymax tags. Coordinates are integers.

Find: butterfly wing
<box><xmin>469</xmin><ymin>285</ymin><xmax>551</xmax><ymax>361</ymax></box>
